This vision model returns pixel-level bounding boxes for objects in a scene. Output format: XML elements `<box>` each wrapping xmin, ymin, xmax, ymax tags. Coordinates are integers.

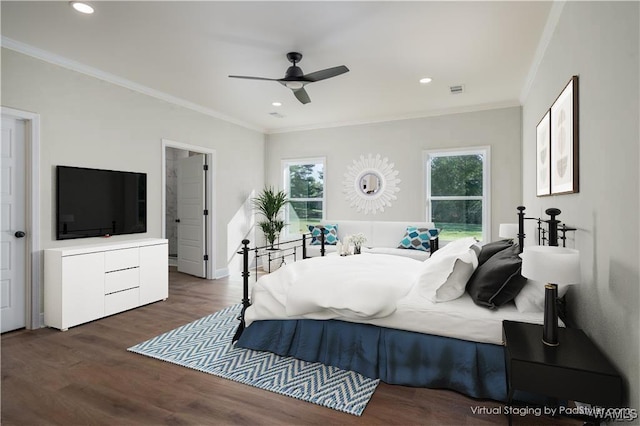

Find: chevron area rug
<box><xmin>128</xmin><ymin>304</ymin><xmax>379</xmax><ymax>416</ymax></box>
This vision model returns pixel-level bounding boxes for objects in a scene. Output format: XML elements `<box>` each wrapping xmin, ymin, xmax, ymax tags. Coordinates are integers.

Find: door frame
<box><xmin>2</xmin><ymin>107</ymin><xmax>41</xmax><ymax>329</ymax></box>
<box><xmin>161</xmin><ymin>139</ymin><xmax>216</xmax><ymax>279</ymax></box>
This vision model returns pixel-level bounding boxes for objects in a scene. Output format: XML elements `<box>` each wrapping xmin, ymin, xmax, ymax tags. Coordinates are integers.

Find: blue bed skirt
<box><xmin>236</xmin><ymin>319</ymin><xmax>507</xmax><ymax>401</ymax></box>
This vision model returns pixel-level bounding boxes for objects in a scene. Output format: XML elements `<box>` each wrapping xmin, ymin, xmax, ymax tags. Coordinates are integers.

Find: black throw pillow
<box><xmin>466</xmin><ymin>244</ymin><xmax>527</xmax><ymax>309</ymax></box>
<box><xmin>477</xmin><ymin>240</ymin><xmax>514</xmax><ymax>266</ymax></box>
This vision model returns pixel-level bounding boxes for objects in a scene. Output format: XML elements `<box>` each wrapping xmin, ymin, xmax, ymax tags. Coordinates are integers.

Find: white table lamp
<box><xmin>499</xmin><ymin>223</ymin><xmax>519</xmax><ymax>240</ymax></box>
<box><xmin>520</xmin><ymin>245</ymin><xmax>580</xmax><ymax>346</ymax></box>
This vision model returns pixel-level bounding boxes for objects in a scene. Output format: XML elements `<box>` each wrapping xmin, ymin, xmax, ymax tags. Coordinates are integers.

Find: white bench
<box><xmin>305</xmin><ymin>220</ymin><xmax>438</xmax><ymax>261</ymax></box>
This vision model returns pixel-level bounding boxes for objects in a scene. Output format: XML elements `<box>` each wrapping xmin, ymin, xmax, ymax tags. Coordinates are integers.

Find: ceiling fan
<box><xmin>229</xmin><ymin>52</ymin><xmax>349</xmax><ymax>105</ymax></box>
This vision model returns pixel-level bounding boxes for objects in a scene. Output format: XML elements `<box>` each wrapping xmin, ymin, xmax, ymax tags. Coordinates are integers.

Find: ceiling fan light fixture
<box><xmin>272</xmin><ymin>102</ymin><xmax>282</xmax><ymax>107</ymax></box>
<box><xmin>419</xmin><ymin>77</ymin><xmax>433</xmax><ymax>84</ymax></box>
<box><xmin>70</xmin><ymin>1</ymin><xmax>94</xmax><ymax>14</ymax></box>
<box><xmin>285</xmin><ymin>81</ymin><xmax>304</xmax><ymax>90</ymax></box>
<box><xmin>229</xmin><ymin>52</ymin><xmax>348</xmax><ymax>104</ymax></box>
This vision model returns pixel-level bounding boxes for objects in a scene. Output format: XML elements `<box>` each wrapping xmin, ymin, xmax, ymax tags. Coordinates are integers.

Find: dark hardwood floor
<box><xmin>2</xmin><ymin>269</ymin><xmax>581</xmax><ymax>425</ymax></box>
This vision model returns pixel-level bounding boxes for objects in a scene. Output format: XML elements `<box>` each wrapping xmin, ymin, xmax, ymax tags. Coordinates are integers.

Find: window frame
<box><xmin>281</xmin><ymin>157</ymin><xmax>326</xmax><ymax>237</ymax></box>
<box><xmin>423</xmin><ymin>146</ymin><xmax>491</xmax><ymax>242</ymax></box>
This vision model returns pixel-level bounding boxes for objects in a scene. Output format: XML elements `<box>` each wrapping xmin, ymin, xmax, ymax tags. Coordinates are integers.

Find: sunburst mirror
<box><xmin>343</xmin><ymin>154</ymin><xmax>401</xmax><ymax>214</ymax></box>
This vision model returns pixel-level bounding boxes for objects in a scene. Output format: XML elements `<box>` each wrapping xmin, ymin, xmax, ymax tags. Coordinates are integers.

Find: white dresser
<box><xmin>45</xmin><ymin>238</ymin><xmax>168</xmax><ymax>330</ymax></box>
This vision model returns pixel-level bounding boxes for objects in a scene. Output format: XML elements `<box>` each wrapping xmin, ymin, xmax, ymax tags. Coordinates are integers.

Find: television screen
<box><xmin>56</xmin><ymin>166</ymin><xmax>147</xmax><ymax>240</ymax></box>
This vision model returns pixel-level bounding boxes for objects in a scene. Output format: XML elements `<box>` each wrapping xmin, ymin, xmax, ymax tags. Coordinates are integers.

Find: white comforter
<box><xmin>253</xmin><ymin>254</ymin><xmax>422</xmax><ymax>320</ymax></box>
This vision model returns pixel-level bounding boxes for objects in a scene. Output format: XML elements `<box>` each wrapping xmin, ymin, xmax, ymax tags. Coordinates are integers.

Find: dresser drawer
<box><xmin>105</xmin><ymin>267</ymin><xmax>139</xmax><ymax>294</ymax></box>
<box><xmin>104</xmin><ymin>287</ymin><xmax>140</xmax><ymax>316</ymax></box>
<box><xmin>104</xmin><ymin>248</ymin><xmax>139</xmax><ymax>272</ymax></box>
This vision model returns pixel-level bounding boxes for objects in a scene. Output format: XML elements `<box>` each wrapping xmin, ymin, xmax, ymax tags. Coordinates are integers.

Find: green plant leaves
<box><xmin>253</xmin><ymin>187</ymin><xmax>289</xmax><ymax>247</ymax></box>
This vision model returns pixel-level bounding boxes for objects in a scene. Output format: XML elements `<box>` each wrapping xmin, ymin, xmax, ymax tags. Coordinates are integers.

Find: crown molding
<box><xmin>519</xmin><ymin>0</ymin><xmax>566</xmax><ymax>104</ymax></box>
<box><xmin>265</xmin><ymin>100</ymin><xmax>521</xmax><ymax>135</ymax></box>
<box><xmin>2</xmin><ymin>36</ymin><xmax>530</xmax><ymax>137</ymax></box>
<box><xmin>1</xmin><ymin>36</ymin><xmax>265</xmax><ymax>133</ymax></box>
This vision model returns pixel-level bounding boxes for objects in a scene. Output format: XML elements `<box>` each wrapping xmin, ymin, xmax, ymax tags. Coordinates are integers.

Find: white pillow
<box><xmin>416</xmin><ymin>238</ymin><xmax>479</xmax><ymax>303</ymax></box>
<box><xmin>429</xmin><ymin>237</ymin><xmax>478</xmax><ymax>261</ymax></box>
<box><xmin>514</xmin><ymin>279</ymin><xmax>570</xmax><ymax>313</ymax></box>
<box><xmin>434</xmin><ymin>258</ymin><xmax>476</xmax><ymax>301</ymax></box>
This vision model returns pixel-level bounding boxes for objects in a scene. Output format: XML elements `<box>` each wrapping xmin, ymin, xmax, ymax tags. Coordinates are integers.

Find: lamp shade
<box><xmin>520</xmin><ymin>245</ymin><xmax>581</xmax><ymax>285</ymax></box>
<box><xmin>499</xmin><ymin>223</ymin><xmax>519</xmax><ymax>239</ymax></box>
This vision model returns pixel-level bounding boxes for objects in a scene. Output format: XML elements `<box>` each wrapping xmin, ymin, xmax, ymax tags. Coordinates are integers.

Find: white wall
<box><xmin>521</xmin><ymin>1</ymin><xmax>639</xmax><ymax>414</ymax></box>
<box><xmin>1</xmin><ymin>48</ymin><xmax>264</xmax><ymax>285</ymax></box>
<box><xmin>266</xmin><ymin>106</ymin><xmax>522</xmax><ymax>240</ymax></box>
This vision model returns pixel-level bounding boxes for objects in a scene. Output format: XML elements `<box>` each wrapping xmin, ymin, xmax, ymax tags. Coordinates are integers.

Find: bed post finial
<box><xmin>517</xmin><ymin>206</ymin><xmax>526</xmax><ymax>253</ymax></box>
<box><xmin>545</xmin><ymin>208</ymin><xmax>561</xmax><ymax>247</ymax></box>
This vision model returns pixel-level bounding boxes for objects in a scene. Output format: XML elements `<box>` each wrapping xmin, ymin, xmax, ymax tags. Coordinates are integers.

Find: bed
<box><xmin>234</xmin><ymin>206</ymin><xmax>575</xmax><ymax>402</ymax></box>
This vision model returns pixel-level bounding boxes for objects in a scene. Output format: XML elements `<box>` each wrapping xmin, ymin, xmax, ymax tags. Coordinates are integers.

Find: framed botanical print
<box><xmin>550</xmin><ymin>76</ymin><xmax>579</xmax><ymax>194</ymax></box>
<box><xmin>536</xmin><ymin>110</ymin><xmax>551</xmax><ymax>196</ymax></box>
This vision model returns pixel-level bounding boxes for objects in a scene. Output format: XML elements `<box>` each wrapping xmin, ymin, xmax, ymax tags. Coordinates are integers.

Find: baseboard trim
<box><xmin>215</xmin><ymin>268</ymin><xmax>230</xmax><ymax>279</ymax></box>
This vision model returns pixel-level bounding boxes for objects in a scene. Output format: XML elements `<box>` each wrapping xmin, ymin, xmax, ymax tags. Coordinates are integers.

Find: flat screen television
<box><xmin>56</xmin><ymin>166</ymin><xmax>147</xmax><ymax>240</ymax></box>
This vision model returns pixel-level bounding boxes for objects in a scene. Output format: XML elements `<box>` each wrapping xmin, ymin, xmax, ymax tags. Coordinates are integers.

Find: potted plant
<box><xmin>253</xmin><ymin>186</ymin><xmax>289</xmax><ymax>249</ymax></box>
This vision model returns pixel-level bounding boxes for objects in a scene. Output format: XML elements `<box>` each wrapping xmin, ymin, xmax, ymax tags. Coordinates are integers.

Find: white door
<box><xmin>1</xmin><ymin>117</ymin><xmax>26</xmax><ymax>333</ymax></box>
<box><xmin>177</xmin><ymin>154</ymin><xmax>206</xmax><ymax>277</ymax></box>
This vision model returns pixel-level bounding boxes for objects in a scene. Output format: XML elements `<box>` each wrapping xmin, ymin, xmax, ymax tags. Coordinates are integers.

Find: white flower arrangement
<box><xmin>341</xmin><ymin>233</ymin><xmax>367</xmax><ymax>255</ymax></box>
<box><xmin>348</xmin><ymin>233</ymin><xmax>367</xmax><ymax>247</ymax></box>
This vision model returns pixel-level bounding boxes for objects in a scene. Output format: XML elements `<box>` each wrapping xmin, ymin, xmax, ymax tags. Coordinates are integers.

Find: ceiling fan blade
<box><xmin>303</xmin><ymin>65</ymin><xmax>349</xmax><ymax>82</ymax></box>
<box><xmin>293</xmin><ymin>87</ymin><xmax>311</xmax><ymax>104</ymax></box>
<box><xmin>228</xmin><ymin>75</ymin><xmax>278</xmax><ymax>81</ymax></box>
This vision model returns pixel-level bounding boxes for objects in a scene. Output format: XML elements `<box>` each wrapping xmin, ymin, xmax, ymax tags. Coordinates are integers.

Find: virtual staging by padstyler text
<box><xmin>469</xmin><ymin>404</ymin><xmax>638</xmax><ymax>422</ymax></box>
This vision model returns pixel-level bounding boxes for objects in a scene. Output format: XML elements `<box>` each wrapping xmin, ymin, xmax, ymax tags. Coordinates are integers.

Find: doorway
<box><xmin>1</xmin><ymin>107</ymin><xmax>41</xmax><ymax>331</ymax></box>
<box><xmin>1</xmin><ymin>116</ymin><xmax>27</xmax><ymax>332</ymax></box>
<box><xmin>162</xmin><ymin>139</ymin><xmax>216</xmax><ymax>279</ymax></box>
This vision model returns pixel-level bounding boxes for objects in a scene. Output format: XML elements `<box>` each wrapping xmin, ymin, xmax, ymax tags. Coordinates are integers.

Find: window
<box><xmin>282</xmin><ymin>158</ymin><xmax>325</xmax><ymax>235</ymax></box>
<box><xmin>425</xmin><ymin>147</ymin><xmax>490</xmax><ymax>242</ymax></box>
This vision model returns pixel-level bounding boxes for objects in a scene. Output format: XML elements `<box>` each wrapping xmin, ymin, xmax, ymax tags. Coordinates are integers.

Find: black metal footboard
<box><xmin>232</xmin><ymin>234</ymin><xmax>309</xmax><ymax>342</ymax></box>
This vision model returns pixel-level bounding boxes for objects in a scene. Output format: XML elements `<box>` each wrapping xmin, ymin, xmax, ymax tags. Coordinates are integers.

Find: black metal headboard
<box><xmin>516</xmin><ymin>206</ymin><xmax>576</xmax><ymax>252</ymax></box>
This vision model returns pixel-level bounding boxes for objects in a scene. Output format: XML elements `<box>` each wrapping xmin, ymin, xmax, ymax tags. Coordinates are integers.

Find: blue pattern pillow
<box><xmin>398</xmin><ymin>226</ymin><xmax>439</xmax><ymax>251</ymax></box>
<box><xmin>308</xmin><ymin>224</ymin><xmax>339</xmax><ymax>245</ymax></box>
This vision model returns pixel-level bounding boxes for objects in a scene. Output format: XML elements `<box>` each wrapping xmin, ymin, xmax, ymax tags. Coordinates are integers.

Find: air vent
<box><xmin>268</xmin><ymin>112</ymin><xmax>285</xmax><ymax>118</ymax></box>
<box><xmin>449</xmin><ymin>85</ymin><xmax>465</xmax><ymax>94</ymax></box>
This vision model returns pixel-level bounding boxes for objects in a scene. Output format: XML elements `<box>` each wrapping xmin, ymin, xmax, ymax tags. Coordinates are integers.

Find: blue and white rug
<box><xmin>128</xmin><ymin>304</ymin><xmax>379</xmax><ymax>416</ymax></box>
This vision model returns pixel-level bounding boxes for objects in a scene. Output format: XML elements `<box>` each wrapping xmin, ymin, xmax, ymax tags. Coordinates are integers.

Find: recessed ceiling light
<box><xmin>70</xmin><ymin>1</ymin><xmax>94</xmax><ymax>14</ymax></box>
<box><xmin>419</xmin><ymin>77</ymin><xmax>433</xmax><ymax>84</ymax></box>
<box><xmin>272</xmin><ymin>102</ymin><xmax>282</xmax><ymax>107</ymax></box>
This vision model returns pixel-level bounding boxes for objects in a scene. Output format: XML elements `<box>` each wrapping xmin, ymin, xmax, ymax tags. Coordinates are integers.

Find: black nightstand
<box><xmin>502</xmin><ymin>320</ymin><xmax>623</xmax><ymax>425</ymax></box>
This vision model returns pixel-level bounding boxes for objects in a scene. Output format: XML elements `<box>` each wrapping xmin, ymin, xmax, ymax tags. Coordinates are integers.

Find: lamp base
<box><xmin>542</xmin><ymin>283</ymin><xmax>559</xmax><ymax>346</ymax></box>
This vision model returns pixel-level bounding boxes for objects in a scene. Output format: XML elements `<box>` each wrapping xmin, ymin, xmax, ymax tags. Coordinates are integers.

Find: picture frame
<box><xmin>550</xmin><ymin>76</ymin><xmax>579</xmax><ymax>194</ymax></box>
<box><xmin>536</xmin><ymin>110</ymin><xmax>551</xmax><ymax>196</ymax></box>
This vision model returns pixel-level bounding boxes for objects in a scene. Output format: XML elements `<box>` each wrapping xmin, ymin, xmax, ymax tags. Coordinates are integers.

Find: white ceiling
<box><xmin>1</xmin><ymin>1</ymin><xmax>552</xmax><ymax>133</ymax></box>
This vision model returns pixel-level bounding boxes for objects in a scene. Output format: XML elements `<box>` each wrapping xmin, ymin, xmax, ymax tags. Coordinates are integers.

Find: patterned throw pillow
<box><xmin>397</xmin><ymin>226</ymin><xmax>439</xmax><ymax>251</ymax></box>
<box><xmin>308</xmin><ymin>224</ymin><xmax>339</xmax><ymax>245</ymax></box>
